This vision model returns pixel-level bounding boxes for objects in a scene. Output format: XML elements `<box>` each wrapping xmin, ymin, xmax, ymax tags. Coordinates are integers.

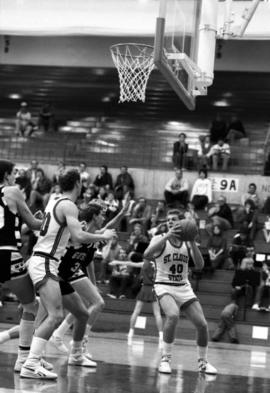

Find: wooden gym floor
<box><xmin>0</xmin><ymin>323</ymin><xmax>270</xmax><ymax>393</ymax></box>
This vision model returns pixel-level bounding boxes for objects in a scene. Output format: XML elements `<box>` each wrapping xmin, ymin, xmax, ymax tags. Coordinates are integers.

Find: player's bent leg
<box><xmin>128</xmin><ymin>300</ymin><xmax>143</xmax><ymax>343</ymax></box>
<box><xmin>20</xmin><ymin>279</ymin><xmax>63</xmax><ymax>380</ymax></box>
<box><xmin>62</xmin><ymin>292</ymin><xmax>89</xmax><ymax>342</ymax></box>
<box><xmin>72</xmin><ymin>278</ymin><xmax>105</xmax><ymax>327</ymax></box>
<box><xmin>7</xmin><ymin>275</ymin><xmax>38</xmax><ymax>373</ymax></box>
<box><xmin>152</xmin><ymin>301</ymin><xmax>163</xmax><ymax>345</ymax></box>
<box><xmin>158</xmin><ymin>294</ymin><xmax>179</xmax><ymax>374</ymax></box>
<box><xmin>184</xmin><ymin>300</ymin><xmax>217</xmax><ymax>375</ymax></box>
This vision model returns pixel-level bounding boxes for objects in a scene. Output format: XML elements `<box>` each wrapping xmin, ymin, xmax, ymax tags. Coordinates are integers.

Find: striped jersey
<box><xmin>154</xmin><ymin>235</ymin><xmax>190</xmax><ymax>285</ymax></box>
<box><xmin>33</xmin><ymin>196</ymin><xmax>71</xmax><ymax>261</ymax></box>
<box><xmin>0</xmin><ymin>186</ymin><xmax>22</xmax><ymax>249</ymax></box>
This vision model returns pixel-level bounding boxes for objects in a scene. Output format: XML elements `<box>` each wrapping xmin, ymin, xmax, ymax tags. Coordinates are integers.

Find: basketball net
<box><xmin>110</xmin><ymin>43</ymin><xmax>155</xmax><ymax>103</ymax></box>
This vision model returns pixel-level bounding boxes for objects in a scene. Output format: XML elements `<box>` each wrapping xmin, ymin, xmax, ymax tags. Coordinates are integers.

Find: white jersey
<box><xmin>154</xmin><ymin>235</ymin><xmax>190</xmax><ymax>285</ymax></box>
<box><xmin>33</xmin><ymin>196</ymin><xmax>71</xmax><ymax>261</ymax></box>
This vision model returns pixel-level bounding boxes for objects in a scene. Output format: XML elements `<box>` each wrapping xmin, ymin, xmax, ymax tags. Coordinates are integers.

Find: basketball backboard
<box><xmin>154</xmin><ymin>0</ymin><xmax>218</xmax><ymax>110</ymax></box>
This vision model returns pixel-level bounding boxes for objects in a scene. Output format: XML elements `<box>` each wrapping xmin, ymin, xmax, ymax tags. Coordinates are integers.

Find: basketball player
<box><xmin>50</xmin><ymin>200</ymin><xmax>130</xmax><ymax>357</ymax></box>
<box><xmin>0</xmin><ymin>160</ymin><xmax>44</xmax><ymax>373</ymax></box>
<box><xmin>20</xmin><ymin>169</ymin><xmax>116</xmax><ymax>379</ymax></box>
<box><xmin>109</xmin><ymin>258</ymin><xmax>163</xmax><ymax>346</ymax></box>
<box><xmin>143</xmin><ymin>209</ymin><xmax>217</xmax><ymax>375</ymax></box>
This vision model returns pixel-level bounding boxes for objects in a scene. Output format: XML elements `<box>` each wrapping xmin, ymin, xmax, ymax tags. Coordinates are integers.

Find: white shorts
<box><xmin>154</xmin><ymin>282</ymin><xmax>197</xmax><ymax>309</ymax></box>
<box><xmin>27</xmin><ymin>254</ymin><xmax>60</xmax><ymax>290</ymax></box>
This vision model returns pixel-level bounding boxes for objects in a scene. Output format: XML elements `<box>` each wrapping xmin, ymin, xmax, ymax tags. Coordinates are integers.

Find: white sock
<box><xmin>71</xmin><ymin>340</ymin><xmax>82</xmax><ymax>354</ymax></box>
<box><xmin>27</xmin><ymin>336</ymin><xmax>47</xmax><ymax>363</ymax></box>
<box><xmin>159</xmin><ymin>331</ymin><xmax>163</xmax><ymax>341</ymax></box>
<box><xmin>198</xmin><ymin>346</ymin><xmax>208</xmax><ymax>360</ymax></box>
<box><xmin>128</xmin><ymin>329</ymin><xmax>134</xmax><ymax>338</ymax></box>
<box><xmin>53</xmin><ymin>320</ymin><xmax>71</xmax><ymax>338</ymax></box>
<box><xmin>84</xmin><ymin>325</ymin><xmax>92</xmax><ymax>339</ymax></box>
<box><xmin>0</xmin><ymin>331</ymin><xmax>10</xmax><ymax>344</ymax></box>
<box><xmin>162</xmin><ymin>342</ymin><xmax>173</xmax><ymax>357</ymax></box>
<box><xmin>19</xmin><ymin>319</ymin><xmax>35</xmax><ymax>350</ymax></box>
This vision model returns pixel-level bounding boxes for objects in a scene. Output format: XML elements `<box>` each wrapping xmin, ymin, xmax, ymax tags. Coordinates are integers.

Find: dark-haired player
<box><xmin>20</xmin><ymin>169</ymin><xmax>116</xmax><ymax>380</ymax></box>
<box><xmin>50</xmin><ymin>199</ymin><xmax>130</xmax><ymax>359</ymax></box>
<box><xmin>0</xmin><ymin>160</ymin><xmax>43</xmax><ymax>373</ymax></box>
<box><xmin>143</xmin><ymin>209</ymin><xmax>217</xmax><ymax>375</ymax></box>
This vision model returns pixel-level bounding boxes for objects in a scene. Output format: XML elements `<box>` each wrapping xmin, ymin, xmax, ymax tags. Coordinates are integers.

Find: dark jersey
<box><xmin>0</xmin><ymin>187</ymin><xmax>22</xmax><ymax>249</ymax></box>
<box><xmin>58</xmin><ymin>243</ymin><xmax>97</xmax><ymax>281</ymax></box>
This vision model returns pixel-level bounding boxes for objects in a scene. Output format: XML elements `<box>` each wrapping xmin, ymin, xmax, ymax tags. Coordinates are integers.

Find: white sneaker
<box><xmin>14</xmin><ymin>357</ymin><xmax>53</xmax><ymax>373</ymax></box>
<box><xmin>68</xmin><ymin>353</ymin><xmax>97</xmax><ymax>368</ymax></box>
<box><xmin>82</xmin><ymin>338</ymin><xmax>93</xmax><ymax>360</ymax></box>
<box><xmin>198</xmin><ymin>359</ymin><xmax>217</xmax><ymax>375</ymax></box>
<box><xmin>20</xmin><ymin>361</ymin><xmax>57</xmax><ymax>379</ymax></box>
<box><xmin>252</xmin><ymin>304</ymin><xmax>260</xmax><ymax>311</ymax></box>
<box><xmin>49</xmin><ymin>334</ymin><xmax>69</xmax><ymax>354</ymax></box>
<box><xmin>158</xmin><ymin>355</ymin><xmax>172</xmax><ymax>374</ymax></box>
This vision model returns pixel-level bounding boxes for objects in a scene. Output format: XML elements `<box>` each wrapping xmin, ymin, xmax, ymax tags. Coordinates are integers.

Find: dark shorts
<box><xmin>137</xmin><ymin>285</ymin><xmax>157</xmax><ymax>303</ymax></box>
<box><xmin>0</xmin><ymin>250</ymin><xmax>28</xmax><ymax>283</ymax></box>
<box><xmin>59</xmin><ymin>280</ymin><xmax>75</xmax><ymax>296</ymax></box>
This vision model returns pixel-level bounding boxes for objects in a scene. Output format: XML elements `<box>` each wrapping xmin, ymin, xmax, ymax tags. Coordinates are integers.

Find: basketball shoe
<box><xmin>198</xmin><ymin>359</ymin><xmax>217</xmax><ymax>374</ymax></box>
<box><xmin>20</xmin><ymin>360</ymin><xmax>57</xmax><ymax>380</ymax></box>
<box><xmin>68</xmin><ymin>350</ymin><xmax>97</xmax><ymax>368</ymax></box>
<box><xmin>14</xmin><ymin>357</ymin><xmax>54</xmax><ymax>373</ymax></box>
<box><xmin>49</xmin><ymin>334</ymin><xmax>69</xmax><ymax>354</ymax></box>
<box><xmin>158</xmin><ymin>354</ymin><xmax>172</xmax><ymax>374</ymax></box>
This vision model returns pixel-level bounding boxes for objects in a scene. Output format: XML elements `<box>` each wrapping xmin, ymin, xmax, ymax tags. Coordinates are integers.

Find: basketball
<box><xmin>174</xmin><ymin>219</ymin><xmax>198</xmax><ymax>241</ymax></box>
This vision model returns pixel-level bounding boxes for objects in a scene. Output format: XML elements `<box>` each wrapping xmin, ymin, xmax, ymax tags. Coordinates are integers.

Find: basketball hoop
<box><xmin>110</xmin><ymin>43</ymin><xmax>155</xmax><ymax>103</ymax></box>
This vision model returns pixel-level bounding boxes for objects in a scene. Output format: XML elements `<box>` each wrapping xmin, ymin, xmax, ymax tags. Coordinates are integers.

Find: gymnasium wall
<box><xmin>0</xmin><ymin>35</ymin><xmax>270</xmax><ymax>72</ymax></box>
<box><xmin>16</xmin><ymin>162</ymin><xmax>270</xmax><ymax>205</ymax></box>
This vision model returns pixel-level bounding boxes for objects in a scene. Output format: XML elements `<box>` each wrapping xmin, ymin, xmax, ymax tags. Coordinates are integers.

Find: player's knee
<box><xmin>96</xmin><ymin>298</ymin><xmax>105</xmax><ymax>311</ymax></box>
<box><xmin>48</xmin><ymin>309</ymin><xmax>64</xmax><ymax>329</ymax></box>
<box><xmin>166</xmin><ymin>313</ymin><xmax>179</xmax><ymax>325</ymax></box>
<box><xmin>22</xmin><ymin>299</ymin><xmax>39</xmax><ymax>317</ymax></box>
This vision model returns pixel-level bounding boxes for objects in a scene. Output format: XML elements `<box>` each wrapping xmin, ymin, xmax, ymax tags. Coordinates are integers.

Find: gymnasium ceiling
<box><xmin>0</xmin><ymin>0</ymin><xmax>270</xmax><ymax>39</ymax></box>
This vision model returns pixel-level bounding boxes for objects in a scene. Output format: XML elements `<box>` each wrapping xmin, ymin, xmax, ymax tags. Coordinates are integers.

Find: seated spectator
<box><xmin>29</xmin><ymin>168</ymin><xmax>52</xmax><ymax>212</ymax></box>
<box><xmin>236</xmin><ymin>199</ymin><xmax>258</xmax><ymax>241</ymax></box>
<box><xmin>172</xmin><ymin>133</ymin><xmax>188</xmax><ymax>169</ymax></box>
<box><xmin>252</xmin><ymin>263</ymin><xmax>270</xmax><ymax>311</ymax></box>
<box><xmin>94</xmin><ymin>165</ymin><xmax>113</xmax><ymax>191</ymax></box>
<box><xmin>78</xmin><ymin>185</ymin><xmax>97</xmax><ymax>210</ymax></box>
<box><xmin>164</xmin><ymin>168</ymin><xmax>189</xmax><ymax>208</ymax></box>
<box><xmin>184</xmin><ymin>203</ymin><xmax>199</xmax><ymax>226</ymax></box>
<box><xmin>104</xmin><ymin>190</ymin><xmax>120</xmax><ymax>221</ymax></box>
<box><xmin>190</xmin><ymin>168</ymin><xmax>212</xmax><ymax>210</ymax></box>
<box><xmin>26</xmin><ymin>159</ymin><xmax>40</xmax><ymax>186</ymax></box>
<box><xmin>240</xmin><ymin>183</ymin><xmax>260</xmax><ymax>209</ymax></box>
<box><xmin>15</xmin><ymin>102</ymin><xmax>35</xmax><ymax>137</ymax></box>
<box><xmin>119</xmin><ymin>189</ymin><xmax>136</xmax><ymax>232</ymax></box>
<box><xmin>207</xmin><ymin>139</ymin><xmax>230</xmax><ymax>171</ymax></box>
<box><xmin>52</xmin><ymin>160</ymin><xmax>66</xmax><ymax>185</ymax></box>
<box><xmin>206</xmin><ymin>224</ymin><xmax>228</xmax><ymax>271</ymax></box>
<box><xmin>48</xmin><ymin>183</ymin><xmax>62</xmax><ymax>203</ymax></box>
<box><xmin>231</xmin><ymin>257</ymin><xmax>261</xmax><ymax>308</ymax></box>
<box><xmin>228</xmin><ymin>226</ymin><xmax>254</xmax><ymax>269</ymax></box>
<box><xmin>15</xmin><ymin>168</ymin><xmax>32</xmax><ymax>203</ymax></box>
<box><xmin>206</xmin><ymin>195</ymin><xmax>234</xmax><ymax>234</ymax></box>
<box><xmin>129</xmin><ymin>197</ymin><xmax>152</xmax><ymax>233</ymax></box>
<box><xmin>98</xmin><ymin>235</ymin><xmax>123</xmax><ymax>284</ymax></box>
<box><xmin>78</xmin><ymin>161</ymin><xmax>91</xmax><ymax>197</ymax></box>
<box><xmin>197</xmin><ymin>135</ymin><xmax>212</xmax><ymax>169</ymax></box>
<box><xmin>38</xmin><ymin>101</ymin><xmax>55</xmax><ymax>133</ymax></box>
<box><xmin>209</xmin><ymin>113</ymin><xmax>227</xmax><ymax>144</ymax></box>
<box><xmin>148</xmin><ymin>200</ymin><xmax>167</xmax><ymax>237</ymax></box>
<box><xmin>114</xmin><ymin>166</ymin><xmax>135</xmax><ymax>201</ymax></box>
<box><xmin>226</xmin><ymin>114</ymin><xmax>246</xmax><ymax>143</ymax></box>
<box><xmin>126</xmin><ymin>223</ymin><xmax>149</xmax><ymax>262</ymax></box>
<box><xmin>262</xmin><ymin>216</ymin><xmax>270</xmax><ymax>243</ymax></box>
<box><xmin>212</xmin><ymin>300</ymin><xmax>239</xmax><ymax>344</ymax></box>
